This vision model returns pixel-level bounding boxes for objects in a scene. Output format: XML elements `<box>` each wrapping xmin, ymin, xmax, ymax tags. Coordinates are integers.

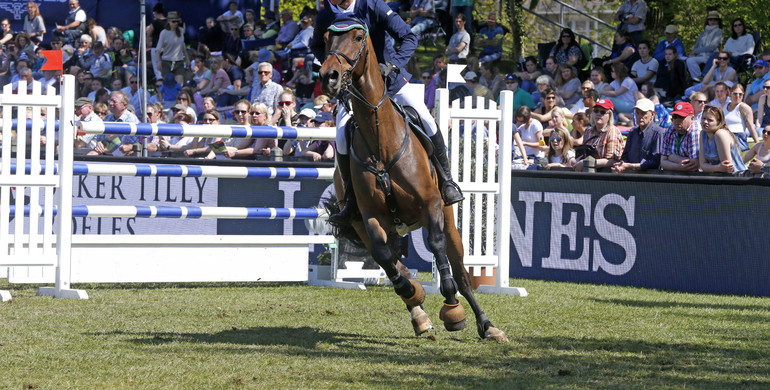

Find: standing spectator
<box><xmin>652</xmin><ymin>25</ymin><xmax>685</xmax><ymax>63</ymax></box>
<box><xmin>217</xmin><ymin>1</ymin><xmax>245</xmax><ymax>33</ymax></box>
<box><xmin>723</xmin><ymin>84</ymin><xmax>758</xmax><ymax>150</ymax></box>
<box><xmin>54</xmin><ymin>0</ymin><xmax>87</xmax><ymax>44</ymax></box>
<box><xmin>500</xmin><ymin>73</ymin><xmax>534</xmax><ymax>111</ymax></box>
<box><xmin>630</xmin><ymin>40</ymin><xmax>658</xmax><ymax>87</ymax></box>
<box><xmin>699</xmin><ymin>104</ymin><xmax>746</xmax><ymax>174</ymax></box>
<box><xmin>476</xmin><ymin>12</ymin><xmax>504</xmax><ymax>64</ymax></box>
<box><xmin>574</xmin><ymin>99</ymin><xmax>625</xmax><ymax>172</ymax></box>
<box><xmin>156</xmin><ymin>11</ymin><xmax>188</xmax><ymax>87</ymax></box>
<box><xmin>198</xmin><ymin>17</ymin><xmax>225</xmax><ymax>53</ymax></box>
<box><xmin>445</xmin><ymin>13</ymin><xmax>470</xmax><ymax>64</ymax></box>
<box><xmin>612</xmin><ymin>98</ymin><xmax>663</xmax><ymax>173</ymax></box>
<box><xmin>686</xmin><ymin>11</ymin><xmax>723</xmax><ymax>82</ymax></box>
<box><xmin>744</xmin><ymin>60</ymin><xmax>770</xmax><ymax>110</ymax></box>
<box><xmin>248</xmin><ymin>62</ymin><xmax>282</xmax><ymax>115</ymax></box>
<box><xmin>660</xmin><ymin>102</ymin><xmax>700</xmax><ymax>172</ymax></box>
<box><xmin>654</xmin><ymin>46</ymin><xmax>687</xmax><ymax>104</ymax></box>
<box><xmin>146</xmin><ymin>3</ymin><xmax>167</xmax><ymax>80</ymax></box>
<box><xmin>451</xmin><ymin>0</ymin><xmax>473</xmax><ymax>44</ymax></box>
<box><xmin>0</xmin><ymin>19</ymin><xmax>14</xmax><ymax>46</ymax></box>
<box><xmin>23</xmin><ymin>2</ymin><xmax>45</xmax><ymax>44</ymax></box>
<box><xmin>406</xmin><ymin>0</ymin><xmax>435</xmax><ymax>36</ymax></box>
<box><xmin>614</xmin><ymin>0</ymin><xmax>647</xmax><ymax>44</ymax></box>
<box><xmin>549</xmin><ymin>28</ymin><xmax>585</xmax><ymax>69</ymax></box>
<box><xmin>276</xmin><ymin>9</ymin><xmax>299</xmax><ymax>49</ymax></box>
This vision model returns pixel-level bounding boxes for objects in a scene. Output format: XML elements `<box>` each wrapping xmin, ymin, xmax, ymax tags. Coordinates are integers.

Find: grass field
<box><xmin>1</xmin><ymin>277</ymin><xmax>769</xmax><ymax>389</ymax></box>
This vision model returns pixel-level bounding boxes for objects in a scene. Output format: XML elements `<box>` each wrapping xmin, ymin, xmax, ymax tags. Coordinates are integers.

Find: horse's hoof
<box><xmin>439</xmin><ymin>300</ymin><xmax>466</xmax><ymax>332</ymax></box>
<box><xmin>400</xmin><ymin>279</ymin><xmax>426</xmax><ymax>307</ymax></box>
<box><xmin>410</xmin><ymin>306</ymin><xmax>433</xmax><ymax>336</ymax></box>
<box><xmin>484</xmin><ymin>327</ymin><xmax>509</xmax><ymax>342</ymax></box>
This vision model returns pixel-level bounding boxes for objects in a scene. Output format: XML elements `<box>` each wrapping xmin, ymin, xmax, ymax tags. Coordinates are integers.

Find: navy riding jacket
<box><xmin>311</xmin><ymin>0</ymin><xmax>417</xmax><ymax>97</ymax></box>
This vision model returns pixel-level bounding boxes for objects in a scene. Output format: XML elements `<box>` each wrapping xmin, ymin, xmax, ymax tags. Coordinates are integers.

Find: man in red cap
<box><xmin>660</xmin><ymin>101</ymin><xmax>700</xmax><ymax>172</ymax></box>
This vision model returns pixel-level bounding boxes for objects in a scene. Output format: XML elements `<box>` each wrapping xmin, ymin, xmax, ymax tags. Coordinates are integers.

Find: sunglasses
<box><xmin>233</xmin><ymin>110</ymin><xmax>247</xmax><ymax>114</ymax></box>
<box><xmin>550</xmin><ymin>137</ymin><xmax>562</xmax><ymax>142</ymax></box>
<box><xmin>764</xmin><ymin>130</ymin><xmax>770</xmax><ymax>135</ymax></box>
<box><xmin>277</xmin><ymin>101</ymin><xmax>293</xmax><ymax>106</ymax></box>
<box><xmin>733</xmin><ymin>23</ymin><xmax>743</xmax><ymax>27</ymax></box>
<box><xmin>732</xmin><ymin>92</ymin><xmax>744</xmax><ymax>96</ymax></box>
<box><xmin>593</xmin><ymin>109</ymin><xmax>608</xmax><ymax>116</ymax></box>
<box><xmin>258</xmin><ymin>71</ymin><xmax>271</xmax><ymax>75</ymax></box>
<box><xmin>763</xmin><ymin>86</ymin><xmax>770</xmax><ymax>90</ymax></box>
<box><xmin>95</xmin><ymin>111</ymin><xmax>107</xmax><ymax>115</ymax></box>
<box><xmin>250</xmin><ymin>111</ymin><xmax>265</xmax><ymax>115</ymax></box>
<box><xmin>692</xmin><ymin>99</ymin><xmax>708</xmax><ymax>103</ymax></box>
<box><xmin>544</xmin><ymin>96</ymin><xmax>556</xmax><ymax>100</ymax></box>
<box><xmin>718</xmin><ymin>57</ymin><xmax>729</xmax><ymax>60</ymax></box>
<box><xmin>130</xmin><ymin>80</ymin><xmax>137</xmax><ymax>84</ymax></box>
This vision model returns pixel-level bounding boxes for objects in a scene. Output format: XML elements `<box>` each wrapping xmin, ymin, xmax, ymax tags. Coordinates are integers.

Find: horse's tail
<box><xmin>321</xmin><ymin>194</ymin><xmax>364</xmax><ymax>246</ymax></box>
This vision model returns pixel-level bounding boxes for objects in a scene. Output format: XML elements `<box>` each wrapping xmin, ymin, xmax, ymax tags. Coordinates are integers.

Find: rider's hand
<box><xmin>379</xmin><ymin>62</ymin><xmax>396</xmax><ymax>78</ymax></box>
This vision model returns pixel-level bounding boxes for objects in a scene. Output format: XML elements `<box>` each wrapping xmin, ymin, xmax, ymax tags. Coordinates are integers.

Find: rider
<box><xmin>311</xmin><ymin>0</ymin><xmax>464</xmax><ymax>224</ymax></box>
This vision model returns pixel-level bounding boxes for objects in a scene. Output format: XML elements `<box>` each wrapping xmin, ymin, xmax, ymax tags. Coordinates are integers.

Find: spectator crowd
<box><xmin>2</xmin><ymin>0</ymin><xmax>770</xmax><ymax>175</ymax></box>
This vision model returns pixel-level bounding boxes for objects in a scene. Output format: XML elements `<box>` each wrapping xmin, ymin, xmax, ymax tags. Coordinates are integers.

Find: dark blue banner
<box><xmin>508</xmin><ymin>171</ymin><xmax>770</xmax><ymax>297</ymax></box>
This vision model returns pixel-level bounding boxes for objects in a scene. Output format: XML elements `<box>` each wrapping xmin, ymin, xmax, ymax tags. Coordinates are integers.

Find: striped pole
<box><xmin>9</xmin><ymin>205</ymin><xmax>328</xmax><ymax>219</ymax></box>
<box><xmin>77</xmin><ymin>122</ymin><xmax>336</xmax><ymax>140</ymax></box>
<box><xmin>3</xmin><ymin>162</ymin><xmax>334</xmax><ymax>180</ymax></box>
<box><xmin>0</xmin><ymin>119</ymin><xmax>59</xmax><ymax>130</ymax></box>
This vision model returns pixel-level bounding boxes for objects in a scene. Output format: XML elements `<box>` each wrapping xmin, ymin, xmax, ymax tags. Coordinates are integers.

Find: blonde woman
<box><xmin>574</xmin><ymin>99</ymin><xmax>625</xmax><ymax>172</ymax></box>
<box><xmin>723</xmin><ymin>84</ymin><xmax>758</xmax><ymax>150</ymax></box>
<box><xmin>248</xmin><ymin>102</ymin><xmax>278</xmax><ymax>157</ymax></box>
<box><xmin>545</xmin><ymin>126</ymin><xmax>575</xmax><ymax>169</ymax></box>
<box><xmin>23</xmin><ymin>2</ymin><xmax>45</xmax><ymax>44</ymax></box>
<box><xmin>699</xmin><ymin>105</ymin><xmax>746</xmax><ymax>173</ymax></box>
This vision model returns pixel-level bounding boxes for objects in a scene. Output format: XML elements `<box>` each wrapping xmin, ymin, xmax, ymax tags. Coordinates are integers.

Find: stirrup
<box><xmin>441</xmin><ymin>181</ymin><xmax>464</xmax><ymax>206</ymax></box>
<box><xmin>328</xmin><ymin>193</ymin><xmax>356</xmax><ymax>225</ymax></box>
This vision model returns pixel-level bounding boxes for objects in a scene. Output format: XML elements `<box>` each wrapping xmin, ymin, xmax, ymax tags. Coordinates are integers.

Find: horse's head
<box><xmin>319</xmin><ymin>18</ymin><xmax>370</xmax><ymax>97</ymax></box>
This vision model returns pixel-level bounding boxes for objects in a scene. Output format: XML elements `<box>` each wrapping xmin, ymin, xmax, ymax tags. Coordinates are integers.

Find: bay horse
<box><xmin>319</xmin><ymin>18</ymin><xmax>507</xmax><ymax>342</ymax></box>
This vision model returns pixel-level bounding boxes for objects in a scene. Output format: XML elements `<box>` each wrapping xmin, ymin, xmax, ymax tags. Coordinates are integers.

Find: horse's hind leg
<box><xmin>443</xmin><ymin>207</ymin><xmax>508</xmax><ymax>342</ymax></box>
<box><xmin>395</xmin><ymin>260</ymin><xmax>433</xmax><ymax>335</ymax></box>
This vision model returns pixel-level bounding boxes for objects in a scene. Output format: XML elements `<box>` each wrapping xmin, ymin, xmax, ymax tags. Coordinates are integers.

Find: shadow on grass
<box><xmin>591</xmin><ymin>297</ymin><xmax>770</xmax><ymax>313</ymax></box>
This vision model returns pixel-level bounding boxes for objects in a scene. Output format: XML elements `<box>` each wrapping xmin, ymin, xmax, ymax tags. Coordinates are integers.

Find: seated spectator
<box><xmin>653</xmin><ymin>24</ymin><xmax>685</xmax><ymax>64</ymax></box>
<box><xmin>542</xmin><ymin>56</ymin><xmax>558</xmax><ymax>80</ymax></box>
<box><xmin>73</xmin><ymin>97</ymin><xmax>101</xmax><ymax>150</ymax></box>
<box><xmin>217</xmin><ymin>53</ymin><xmax>246</xmax><ymax>106</ymax></box>
<box><xmin>515</xmin><ymin>106</ymin><xmax>547</xmax><ymax>167</ymax></box>
<box><xmin>549</xmin><ymin>28</ymin><xmax>586</xmax><ymax>70</ymax></box>
<box><xmin>511</xmin><ymin>106</ymin><xmax>540</xmax><ymax>169</ymax></box>
<box><xmin>159</xmin><ymin>73</ymin><xmax>182</xmax><ymax>109</ymax></box>
<box><xmin>120</xmin><ymin>76</ymin><xmax>143</xmax><ymax>113</ymax></box>
<box><xmin>241</xmin><ymin>23</ymin><xmax>256</xmax><ymax>41</ymax></box>
<box><xmin>478</xmin><ymin>62</ymin><xmax>503</xmax><ymax>101</ymax></box>
<box><xmin>462</xmin><ymin>71</ymin><xmax>489</xmax><ymax>99</ymax></box>
<box><xmin>532</xmin><ymin>75</ymin><xmax>563</xmax><ymax>108</ymax></box>
<box><xmin>89</xmin><ymin>91</ymin><xmax>140</xmax><ymax>156</ymax></box>
<box><xmin>406</xmin><ymin>0</ymin><xmax>436</xmax><ymax>36</ymax></box>
<box><xmin>248</xmin><ymin>61</ymin><xmax>283</xmax><ymax>115</ymax></box>
<box><xmin>223</xmin><ymin>23</ymin><xmax>243</xmax><ymax>59</ymax></box>
<box><xmin>445</xmin><ymin>13</ymin><xmax>470</xmax><ymax>64</ymax></box>
<box><xmin>686</xmin><ymin>11</ymin><xmax>723</xmax><ymax>82</ymax></box>
<box><xmin>712</xmin><ymin>18</ymin><xmax>755</xmax><ymax>72</ymax></box>
<box><xmin>555</xmin><ymin>64</ymin><xmax>581</xmax><ymax>106</ymax></box>
<box><xmin>710</xmin><ymin>82</ymin><xmax>730</xmax><ymax>111</ymax></box>
<box><xmin>601</xmin><ymin>62</ymin><xmax>637</xmax><ymax>118</ymax></box>
<box><xmin>87</xmin><ymin>42</ymin><xmax>113</xmax><ymax>81</ymax></box>
<box><xmin>277</xmin><ymin>14</ymin><xmax>313</xmax><ymax>61</ymax></box>
<box><xmin>690</xmin><ymin>92</ymin><xmax>707</xmax><ymax>133</ymax></box>
<box><xmin>595</xmin><ymin>30</ymin><xmax>638</xmax><ymax>81</ymax></box>
<box><xmin>199</xmin><ymin>17</ymin><xmax>225</xmax><ymax>53</ymax></box>
<box><xmin>500</xmin><ymin>73</ymin><xmax>534</xmax><ymax>111</ymax></box>
<box><xmin>612</xmin><ymin>98</ymin><xmax>664</xmax><ymax>173</ymax></box>
<box><xmin>15</xmin><ymin>33</ymin><xmax>35</xmax><ymax>64</ymax></box>
<box><xmin>724</xmin><ymin>84</ymin><xmax>759</xmax><ymax>150</ymax></box>
<box><xmin>569</xmin><ymin>80</ymin><xmax>596</xmax><ymax>115</ymax></box>
<box><xmin>272</xmin><ymin>89</ymin><xmax>299</xmax><ymax>128</ymax></box>
<box><xmin>545</xmin><ymin>126</ymin><xmax>575</xmax><ymax>169</ymax></box>
<box><xmin>476</xmin><ymin>12</ymin><xmax>504</xmax><ymax>64</ymax></box>
<box><xmin>570</xmin><ymin>112</ymin><xmax>589</xmax><ymax>145</ymax></box>
<box><xmin>86</xmin><ymin>77</ymin><xmax>108</xmax><ymax>100</ymax></box>
<box><xmin>11</xmin><ymin>67</ymin><xmax>36</xmax><ymax>94</ymax></box>
<box><xmin>217</xmin><ymin>1</ymin><xmax>244</xmax><ymax>33</ymax></box>
<box><xmin>590</xmin><ymin>68</ymin><xmax>611</xmax><ymax>94</ymax></box>
<box><xmin>276</xmin><ymin>9</ymin><xmax>299</xmax><ymax>50</ymax></box>
<box><xmin>285</xmin><ymin>67</ymin><xmax>315</xmax><ymax>105</ymax></box>
<box><xmin>755</xmin><ymin>79</ymin><xmax>770</xmax><ymax>131</ymax></box>
<box><xmin>574</xmin><ymin>99</ymin><xmax>625</xmax><ymax>172</ymax></box>
<box><xmin>199</xmin><ymin>56</ymin><xmax>230</xmax><ymax>100</ymax></box>
<box><xmin>54</xmin><ymin>0</ymin><xmax>87</xmax><ymax>44</ymax></box>
<box><xmin>174</xmin><ymin>89</ymin><xmax>198</xmax><ymax>124</ymax></box>
<box><xmin>654</xmin><ymin>47</ymin><xmax>687</xmax><ymax>104</ymax></box>
<box><xmin>514</xmin><ymin>56</ymin><xmax>542</xmax><ymax>94</ymax></box>
<box><xmin>686</xmin><ymin>50</ymin><xmax>737</xmax><ymax>99</ymax></box>
<box><xmin>742</xmin><ymin>125</ymin><xmax>770</xmax><ymax>176</ymax></box>
<box><xmin>531</xmin><ymin>87</ymin><xmax>560</xmax><ymax>127</ymax></box>
<box><xmin>745</xmin><ymin>60</ymin><xmax>770</xmax><ymax>110</ymax></box>
<box><xmin>301</xmin><ymin>112</ymin><xmax>336</xmax><ymax>162</ymax></box>
<box><xmin>545</xmin><ymin>107</ymin><xmax>570</xmax><ymax>137</ymax></box>
<box><xmin>660</xmin><ymin>102</ymin><xmax>700</xmax><ymax>172</ymax></box>
<box><xmin>699</xmin><ymin>104</ymin><xmax>747</xmax><ymax>174</ymax></box>
<box><xmin>256</xmin><ymin>11</ymin><xmax>280</xmax><ymax>39</ymax></box>
<box><xmin>630</xmin><ymin>40</ymin><xmax>658</xmax><ymax>87</ymax></box>
<box><xmin>192</xmin><ymin>55</ymin><xmax>212</xmax><ymax>93</ymax></box>
<box><xmin>93</xmin><ymin>102</ymin><xmax>108</xmax><ymax>120</ymax></box>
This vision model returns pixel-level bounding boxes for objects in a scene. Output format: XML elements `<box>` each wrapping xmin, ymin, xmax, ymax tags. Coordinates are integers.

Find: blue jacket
<box><xmin>620</xmin><ymin>122</ymin><xmax>664</xmax><ymax>171</ymax></box>
<box><xmin>312</xmin><ymin>0</ymin><xmax>417</xmax><ymax>96</ymax></box>
<box><xmin>652</xmin><ymin>38</ymin><xmax>685</xmax><ymax>64</ymax></box>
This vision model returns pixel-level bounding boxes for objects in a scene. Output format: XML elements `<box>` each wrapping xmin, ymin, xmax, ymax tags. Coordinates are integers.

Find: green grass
<box><xmin>1</xmin><ymin>277</ymin><xmax>769</xmax><ymax>389</ymax></box>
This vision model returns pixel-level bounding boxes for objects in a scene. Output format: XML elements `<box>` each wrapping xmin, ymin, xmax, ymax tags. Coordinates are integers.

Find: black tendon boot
<box><xmin>429</xmin><ymin>132</ymin><xmax>464</xmax><ymax>205</ymax></box>
<box><xmin>328</xmin><ymin>153</ymin><xmax>357</xmax><ymax>225</ymax></box>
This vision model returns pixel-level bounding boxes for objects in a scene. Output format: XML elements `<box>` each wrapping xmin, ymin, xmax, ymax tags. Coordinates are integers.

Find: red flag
<box><xmin>40</xmin><ymin>50</ymin><xmax>63</xmax><ymax>72</ymax></box>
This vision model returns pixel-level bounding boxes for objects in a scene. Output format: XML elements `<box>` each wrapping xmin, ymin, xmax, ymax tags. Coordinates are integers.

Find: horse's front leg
<box><xmin>362</xmin><ymin>216</ymin><xmax>426</xmax><ymax>308</ymax></box>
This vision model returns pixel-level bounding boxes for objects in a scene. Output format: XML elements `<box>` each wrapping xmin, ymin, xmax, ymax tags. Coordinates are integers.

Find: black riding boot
<box><xmin>430</xmin><ymin>132</ymin><xmax>464</xmax><ymax>206</ymax></box>
<box><xmin>328</xmin><ymin>153</ymin><xmax>357</xmax><ymax>225</ymax></box>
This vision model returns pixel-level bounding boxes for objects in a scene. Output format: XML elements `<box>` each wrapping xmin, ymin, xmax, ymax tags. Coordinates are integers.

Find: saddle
<box><xmin>344</xmin><ymin>99</ymin><xmax>434</xmax><ymax>157</ymax></box>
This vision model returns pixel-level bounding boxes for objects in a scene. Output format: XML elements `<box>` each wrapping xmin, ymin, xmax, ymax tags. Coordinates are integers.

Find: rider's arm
<box><xmin>378</xmin><ymin>0</ymin><xmax>417</xmax><ymax>70</ymax></box>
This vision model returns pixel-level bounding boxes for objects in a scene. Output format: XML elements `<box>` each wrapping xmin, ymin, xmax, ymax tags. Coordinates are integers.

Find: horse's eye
<box><xmin>355</xmin><ymin>35</ymin><xmax>364</xmax><ymax>42</ymax></box>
